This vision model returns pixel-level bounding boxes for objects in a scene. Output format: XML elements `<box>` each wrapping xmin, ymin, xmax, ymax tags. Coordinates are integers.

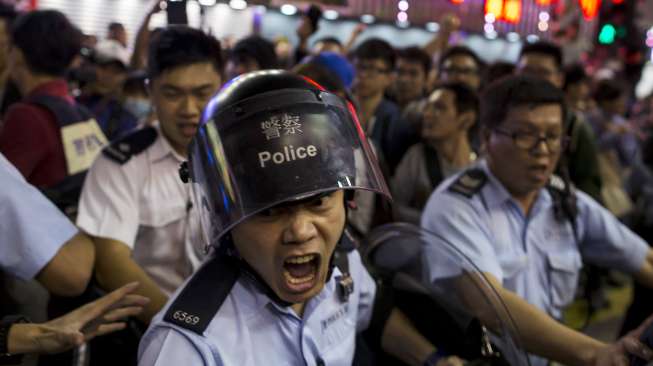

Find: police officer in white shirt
<box><xmin>138</xmin><ymin>71</ymin><xmax>460</xmax><ymax>366</ymax></box>
<box><xmin>76</xmin><ymin>26</ymin><xmax>223</xmax><ymax>324</ymax></box>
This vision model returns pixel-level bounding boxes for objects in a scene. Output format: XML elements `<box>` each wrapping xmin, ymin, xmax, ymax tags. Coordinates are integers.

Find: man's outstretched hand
<box><xmin>8</xmin><ymin>282</ymin><xmax>149</xmax><ymax>355</ymax></box>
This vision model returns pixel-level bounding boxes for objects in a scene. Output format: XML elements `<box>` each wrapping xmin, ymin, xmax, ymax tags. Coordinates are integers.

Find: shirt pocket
<box><xmin>547</xmin><ymin>252</ymin><xmax>582</xmax><ymax>309</ymax></box>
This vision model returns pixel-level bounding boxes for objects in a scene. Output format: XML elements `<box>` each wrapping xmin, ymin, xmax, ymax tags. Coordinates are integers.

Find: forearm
<box><xmin>36</xmin><ymin>232</ymin><xmax>95</xmax><ymax>296</ymax></box>
<box><xmin>493</xmin><ymin>284</ymin><xmax>604</xmax><ymax>365</ymax></box>
<box><xmin>633</xmin><ymin>249</ymin><xmax>653</xmax><ymax>289</ymax></box>
<box><xmin>95</xmin><ymin>249</ymin><xmax>166</xmax><ymax>323</ymax></box>
<box><xmin>381</xmin><ymin>308</ymin><xmax>436</xmax><ymax>366</ymax></box>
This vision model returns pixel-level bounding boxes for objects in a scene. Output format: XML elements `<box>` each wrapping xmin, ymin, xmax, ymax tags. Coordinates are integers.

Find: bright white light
<box><xmin>198</xmin><ymin>0</ymin><xmax>216</xmax><ymax>5</ymax></box>
<box><xmin>507</xmin><ymin>32</ymin><xmax>520</xmax><ymax>42</ymax></box>
<box><xmin>485</xmin><ymin>30</ymin><xmax>498</xmax><ymax>39</ymax></box>
<box><xmin>484</xmin><ymin>13</ymin><xmax>495</xmax><ymax>23</ymax></box>
<box><xmin>426</xmin><ymin>22</ymin><xmax>440</xmax><ymax>32</ymax></box>
<box><xmin>539</xmin><ymin>12</ymin><xmax>550</xmax><ymax>22</ymax></box>
<box><xmin>256</xmin><ymin>5</ymin><xmax>267</xmax><ymax>13</ymax></box>
<box><xmin>398</xmin><ymin>0</ymin><xmax>409</xmax><ymax>11</ymax></box>
<box><xmin>396</xmin><ymin>20</ymin><xmax>410</xmax><ymax>28</ymax></box>
<box><xmin>323</xmin><ymin>10</ymin><xmax>339</xmax><ymax>20</ymax></box>
<box><xmin>527</xmin><ymin>34</ymin><xmax>540</xmax><ymax>43</ymax></box>
<box><xmin>361</xmin><ymin>14</ymin><xmax>375</xmax><ymax>24</ymax></box>
<box><xmin>229</xmin><ymin>0</ymin><xmax>246</xmax><ymax>10</ymax></box>
<box><xmin>280</xmin><ymin>4</ymin><xmax>297</xmax><ymax>15</ymax></box>
<box><xmin>538</xmin><ymin>21</ymin><xmax>549</xmax><ymax>32</ymax></box>
<box><xmin>648</xmin><ymin>28</ymin><xmax>653</xmax><ymax>38</ymax></box>
<box><xmin>397</xmin><ymin>11</ymin><xmax>408</xmax><ymax>22</ymax></box>
<box><xmin>484</xmin><ymin>23</ymin><xmax>495</xmax><ymax>33</ymax></box>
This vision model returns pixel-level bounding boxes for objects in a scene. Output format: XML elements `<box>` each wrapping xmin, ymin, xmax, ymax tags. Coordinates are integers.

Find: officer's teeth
<box><xmin>285</xmin><ymin>254</ymin><xmax>315</xmax><ymax>264</ymax></box>
<box><xmin>284</xmin><ymin>271</ymin><xmax>315</xmax><ymax>284</ymax></box>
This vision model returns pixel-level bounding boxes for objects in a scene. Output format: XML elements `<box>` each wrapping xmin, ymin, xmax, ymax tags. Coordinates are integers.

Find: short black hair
<box><xmin>592</xmin><ymin>79</ymin><xmax>624</xmax><ymax>104</ymax></box>
<box><xmin>519</xmin><ymin>41</ymin><xmax>563</xmax><ymax>70</ymax></box>
<box><xmin>483</xmin><ymin>61</ymin><xmax>515</xmax><ymax>86</ymax></box>
<box><xmin>563</xmin><ymin>63</ymin><xmax>589</xmax><ymax>91</ymax></box>
<box><xmin>481</xmin><ymin>75</ymin><xmax>566</xmax><ymax>130</ymax></box>
<box><xmin>312</xmin><ymin>36</ymin><xmax>342</xmax><ymax>48</ymax></box>
<box><xmin>10</xmin><ymin>10</ymin><xmax>82</xmax><ymax>76</ymax></box>
<box><xmin>353</xmin><ymin>38</ymin><xmax>396</xmax><ymax>70</ymax></box>
<box><xmin>108</xmin><ymin>22</ymin><xmax>124</xmax><ymax>32</ymax></box>
<box><xmin>438</xmin><ymin>45</ymin><xmax>482</xmax><ymax>71</ymax></box>
<box><xmin>229</xmin><ymin>35</ymin><xmax>278</xmax><ymax>70</ymax></box>
<box><xmin>396</xmin><ymin>46</ymin><xmax>432</xmax><ymax>75</ymax></box>
<box><xmin>432</xmin><ymin>81</ymin><xmax>479</xmax><ymax>118</ymax></box>
<box><xmin>147</xmin><ymin>25</ymin><xmax>223</xmax><ymax>80</ymax></box>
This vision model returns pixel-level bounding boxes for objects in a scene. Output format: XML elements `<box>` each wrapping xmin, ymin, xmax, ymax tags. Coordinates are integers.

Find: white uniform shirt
<box><xmin>77</xmin><ymin>125</ymin><xmax>204</xmax><ymax>294</ymax></box>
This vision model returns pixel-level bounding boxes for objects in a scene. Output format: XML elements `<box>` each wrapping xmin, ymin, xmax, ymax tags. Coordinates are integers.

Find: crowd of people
<box><xmin>1</xmin><ymin>2</ymin><xmax>653</xmax><ymax>366</ymax></box>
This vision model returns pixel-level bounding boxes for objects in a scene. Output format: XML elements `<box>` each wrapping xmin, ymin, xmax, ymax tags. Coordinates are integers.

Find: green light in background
<box><xmin>599</xmin><ymin>24</ymin><xmax>617</xmax><ymax>44</ymax></box>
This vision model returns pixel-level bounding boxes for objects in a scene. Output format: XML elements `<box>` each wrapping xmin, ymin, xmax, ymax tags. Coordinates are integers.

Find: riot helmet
<box><xmin>184</xmin><ymin>70</ymin><xmax>390</xmax><ymax>248</ymax></box>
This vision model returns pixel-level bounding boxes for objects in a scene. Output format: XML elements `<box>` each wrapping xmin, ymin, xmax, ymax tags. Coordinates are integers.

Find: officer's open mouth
<box><xmin>283</xmin><ymin>254</ymin><xmax>319</xmax><ymax>285</ymax></box>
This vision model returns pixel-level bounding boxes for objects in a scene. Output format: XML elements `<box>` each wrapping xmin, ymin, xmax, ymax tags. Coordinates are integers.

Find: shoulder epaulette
<box><xmin>447</xmin><ymin>168</ymin><xmax>487</xmax><ymax>198</ymax></box>
<box><xmin>102</xmin><ymin>127</ymin><xmax>157</xmax><ymax>164</ymax></box>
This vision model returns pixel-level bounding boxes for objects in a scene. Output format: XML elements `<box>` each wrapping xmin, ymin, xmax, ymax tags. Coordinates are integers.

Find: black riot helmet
<box><xmin>185</xmin><ymin>70</ymin><xmax>391</xmax><ymax>247</ymax></box>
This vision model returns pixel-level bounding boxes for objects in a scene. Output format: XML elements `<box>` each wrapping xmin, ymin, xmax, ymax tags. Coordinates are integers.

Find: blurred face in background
<box><xmin>394</xmin><ymin>58</ymin><xmax>427</xmax><ymax>104</ymax></box>
<box><xmin>517</xmin><ymin>53</ymin><xmax>562</xmax><ymax>88</ymax></box>
<box><xmin>439</xmin><ymin>55</ymin><xmax>481</xmax><ymax>91</ymax></box>
<box><xmin>150</xmin><ymin>61</ymin><xmax>222</xmax><ymax>156</ymax></box>
<box><xmin>352</xmin><ymin>57</ymin><xmax>393</xmax><ymax>99</ymax></box>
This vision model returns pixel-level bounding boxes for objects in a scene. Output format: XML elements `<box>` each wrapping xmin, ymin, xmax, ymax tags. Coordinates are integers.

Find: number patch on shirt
<box><xmin>172</xmin><ymin>310</ymin><xmax>200</xmax><ymax>325</ymax></box>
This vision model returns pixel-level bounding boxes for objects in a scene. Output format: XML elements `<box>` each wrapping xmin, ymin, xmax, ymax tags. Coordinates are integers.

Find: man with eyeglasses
<box><xmin>421</xmin><ymin>75</ymin><xmax>653</xmax><ymax>366</ymax></box>
<box><xmin>437</xmin><ymin>46</ymin><xmax>483</xmax><ymax>92</ymax></box>
<box><xmin>351</xmin><ymin>38</ymin><xmax>413</xmax><ymax>174</ymax></box>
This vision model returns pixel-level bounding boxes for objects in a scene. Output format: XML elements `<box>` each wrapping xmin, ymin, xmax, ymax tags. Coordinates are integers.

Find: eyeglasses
<box><xmin>354</xmin><ymin>62</ymin><xmax>390</xmax><ymax>76</ymax></box>
<box><xmin>493</xmin><ymin>128</ymin><xmax>567</xmax><ymax>152</ymax></box>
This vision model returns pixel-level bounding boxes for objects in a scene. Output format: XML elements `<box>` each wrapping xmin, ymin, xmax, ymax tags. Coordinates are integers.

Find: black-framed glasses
<box><xmin>441</xmin><ymin>66</ymin><xmax>479</xmax><ymax>76</ymax></box>
<box><xmin>493</xmin><ymin>128</ymin><xmax>568</xmax><ymax>152</ymax></box>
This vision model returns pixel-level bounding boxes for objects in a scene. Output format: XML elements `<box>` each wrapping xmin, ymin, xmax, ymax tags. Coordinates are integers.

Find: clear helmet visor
<box><xmin>188</xmin><ymin>87</ymin><xmax>390</xmax><ymax>247</ymax></box>
<box><xmin>364</xmin><ymin>223</ymin><xmax>531</xmax><ymax>365</ymax></box>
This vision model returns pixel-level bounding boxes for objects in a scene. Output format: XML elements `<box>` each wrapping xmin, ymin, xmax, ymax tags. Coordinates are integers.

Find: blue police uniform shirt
<box><xmin>0</xmin><ymin>153</ymin><xmax>78</xmax><ymax>279</ymax></box>
<box><xmin>421</xmin><ymin>159</ymin><xmax>649</xmax><ymax>366</ymax></box>
<box><xmin>138</xmin><ymin>249</ymin><xmax>376</xmax><ymax>366</ymax></box>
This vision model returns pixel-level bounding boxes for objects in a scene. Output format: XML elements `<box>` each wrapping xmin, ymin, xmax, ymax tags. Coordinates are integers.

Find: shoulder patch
<box><xmin>447</xmin><ymin>168</ymin><xmax>487</xmax><ymax>198</ymax></box>
<box><xmin>102</xmin><ymin>127</ymin><xmax>157</xmax><ymax>164</ymax></box>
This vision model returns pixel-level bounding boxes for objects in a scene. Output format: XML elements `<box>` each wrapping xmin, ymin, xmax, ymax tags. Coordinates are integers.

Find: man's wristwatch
<box><xmin>0</xmin><ymin>315</ymin><xmax>30</xmax><ymax>364</ymax></box>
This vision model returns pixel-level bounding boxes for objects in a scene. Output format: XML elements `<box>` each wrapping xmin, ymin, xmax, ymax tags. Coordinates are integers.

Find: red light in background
<box><xmin>451</xmin><ymin>0</ymin><xmax>465</xmax><ymax>4</ymax></box>
<box><xmin>612</xmin><ymin>0</ymin><xmax>624</xmax><ymax>4</ymax></box>
<box><xmin>503</xmin><ymin>0</ymin><xmax>521</xmax><ymax>23</ymax></box>
<box><xmin>579</xmin><ymin>0</ymin><xmax>601</xmax><ymax>19</ymax></box>
<box><xmin>536</xmin><ymin>0</ymin><xmax>551</xmax><ymax>4</ymax></box>
<box><xmin>485</xmin><ymin>0</ymin><xmax>504</xmax><ymax>18</ymax></box>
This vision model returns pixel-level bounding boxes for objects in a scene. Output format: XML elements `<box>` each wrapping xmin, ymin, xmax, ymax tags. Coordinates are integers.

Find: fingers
<box><xmin>622</xmin><ymin>336</ymin><xmax>653</xmax><ymax>360</ymax></box>
<box><xmin>84</xmin><ymin>322</ymin><xmax>127</xmax><ymax>340</ymax></box>
<box><xmin>77</xmin><ymin>282</ymin><xmax>141</xmax><ymax>323</ymax></box>
<box><xmin>103</xmin><ymin>306</ymin><xmax>145</xmax><ymax>322</ymax></box>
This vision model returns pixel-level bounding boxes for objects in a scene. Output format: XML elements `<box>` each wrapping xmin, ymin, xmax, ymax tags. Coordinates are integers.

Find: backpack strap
<box><xmin>163</xmin><ymin>254</ymin><xmax>240</xmax><ymax>335</ymax></box>
<box><xmin>447</xmin><ymin>168</ymin><xmax>487</xmax><ymax>199</ymax></box>
<box><xmin>102</xmin><ymin>127</ymin><xmax>157</xmax><ymax>164</ymax></box>
<box><xmin>25</xmin><ymin>94</ymin><xmax>93</xmax><ymax>127</ymax></box>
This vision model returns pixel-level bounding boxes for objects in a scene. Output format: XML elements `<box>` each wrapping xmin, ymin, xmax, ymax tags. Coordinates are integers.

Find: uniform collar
<box><xmin>147</xmin><ymin>123</ymin><xmax>186</xmax><ymax>164</ymax></box>
<box><xmin>27</xmin><ymin>79</ymin><xmax>73</xmax><ymax>102</ymax></box>
<box><xmin>477</xmin><ymin>159</ymin><xmax>551</xmax><ymax>212</ymax></box>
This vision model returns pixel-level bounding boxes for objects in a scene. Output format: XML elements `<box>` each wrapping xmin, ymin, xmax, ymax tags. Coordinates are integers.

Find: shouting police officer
<box><xmin>422</xmin><ymin>75</ymin><xmax>653</xmax><ymax>366</ymax></box>
<box><xmin>138</xmin><ymin>70</ymin><xmax>459</xmax><ymax>366</ymax></box>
